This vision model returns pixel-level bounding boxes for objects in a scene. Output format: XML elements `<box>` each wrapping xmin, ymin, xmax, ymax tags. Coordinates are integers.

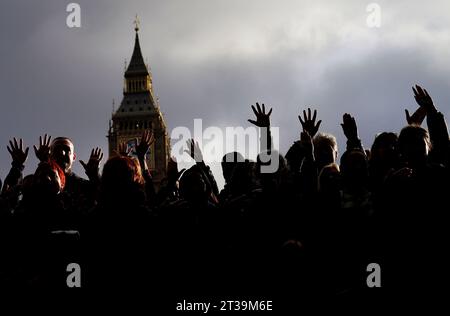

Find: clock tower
<box><xmin>108</xmin><ymin>17</ymin><xmax>170</xmax><ymax>187</ymax></box>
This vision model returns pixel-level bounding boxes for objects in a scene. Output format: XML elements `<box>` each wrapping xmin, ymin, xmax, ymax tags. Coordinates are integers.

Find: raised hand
<box><xmin>117</xmin><ymin>141</ymin><xmax>132</xmax><ymax>157</ymax></box>
<box><xmin>340</xmin><ymin>113</ymin><xmax>358</xmax><ymax>141</ymax></box>
<box><xmin>405</xmin><ymin>107</ymin><xmax>427</xmax><ymax>126</ymax></box>
<box><xmin>7</xmin><ymin>138</ymin><xmax>29</xmax><ymax>166</ymax></box>
<box><xmin>135</xmin><ymin>130</ymin><xmax>154</xmax><ymax>161</ymax></box>
<box><xmin>298</xmin><ymin>108</ymin><xmax>322</xmax><ymax>137</ymax></box>
<box><xmin>248</xmin><ymin>102</ymin><xmax>272</xmax><ymax>128</ymax></box>
<box><xmin>184</xmin><ymin>139</ymin><xmax>203</xmax><ymax>162</ymax></box>
<box><xmin>33</xmin><ymin>134</ymin><xmax>51</xmax><ymax>162</ymax></box>
<box><xmin>80</xmin><ymin>147</ymin><xmax>103</xmax><ymax>179</ymax></box>
<box><xmin>413</xmin><ymin>84</ymin><xmax>437</xmax><ymax>113</ymax></box>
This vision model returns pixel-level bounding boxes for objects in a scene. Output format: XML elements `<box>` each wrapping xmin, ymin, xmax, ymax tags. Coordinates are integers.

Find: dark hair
<box><xmin>100</xmin><ymin>156</ymin><xmax>144</xmax><ymax>207</ymax></box>
<box><xmin>398</xmin><ymin>125</ymin><xmax>431</xmax><ymax>151</ymax></box>
<box><xmin>371</xmin><ymin>132</ymin><xmax>397</xmax><ymax>155</ymax></box>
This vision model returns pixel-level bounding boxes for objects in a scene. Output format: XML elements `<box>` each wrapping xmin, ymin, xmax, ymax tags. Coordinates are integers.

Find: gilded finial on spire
<box><xmin>133</xmin><ymin>14</ymin><xmax>140</xmax><ymax>32</ymax></box>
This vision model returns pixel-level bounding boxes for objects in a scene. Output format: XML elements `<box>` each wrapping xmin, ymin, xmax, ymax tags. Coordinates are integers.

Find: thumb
<box><xmin>405</xmin><ymin>109</ymin><xmax>411</xmax><ymax>122</ymax></box>
<box><xmin>316</xmin><ymin>120</ymin><xmax>322</xmax><ymax>128</ymax></box>
<box><xmin>79</xmin><ymin>160</ymin><xmax>87</xmax><ymax>169</ymax></box>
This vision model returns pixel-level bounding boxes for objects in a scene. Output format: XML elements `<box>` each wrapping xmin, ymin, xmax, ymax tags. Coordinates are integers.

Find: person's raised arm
<box><xmin>340</xmin><ymin>113</ymin><xmax>363</xmax><ymax>152</ymax></box>
<box><xmin>80</xmin><ymin>147</ymin><xmax>103</xmax><ymax>183</ymax></box>
<box><xmin>413</xmin><ymin>84</ymin><xmax>450</xmax><ymax>164</ymax></box>
<box><xmin>298</xmin><ymin>131</ymin><xmax>319</xmax><ymax>194</ymax></box>
<box><xmin>184</xmin><ymin>138</ymin><xmax>204</xmax><ymax>164</ymax></box>
<box><xmin>184</xmin><ymin>138</ymin><xmax>220</xmax><ymax>199</ymax></box>
<box><xmin>284</xmin><ymin>107</ymin><xmax>321</xmax><ymax>174</ymax></box>
<box><xmin>405</xmin><ymin>107</ymin><xmax>427</xmax><ymax>126</ymax></box>
<box><xmin>300</xmin><ymin>131</ymin><xmax>314</xmax><ymax>163</ymax></box>
<box><xmin>248</xmin><ymin>102</ymin><xmax>272</xmax><ymax>154</ymax></box>
<box><xmin>33</xmin><ymin>134</ymin><xmax>51</xmax><ymax>162</ymax></box>
<box><xmin>135</xmin><ymin>130</ymin><xmax>154</xmax><ymax>173</ymax></box>
<box><xmin>2</xmin><ymin>138</ymin><xmax>29</xmax><ymax>195</ymax></box>
<box><xmin>413</xmin><ymin>84</ymin><xmax>437</xmax><ymax>114</ymax></box>
<box><xmin>117</xmin><ymin>141</ymin><xmax>132</xmax><ymax>157</ymax></box>
<box><xmin>134</xmin><ymin>129</ymin><xmax>156</xmax><ymax>202</ymax></box>
<box><xmin>298</xmin><ymin>107</ymin><xmax>322</xmax><ymax>138</ymax></box>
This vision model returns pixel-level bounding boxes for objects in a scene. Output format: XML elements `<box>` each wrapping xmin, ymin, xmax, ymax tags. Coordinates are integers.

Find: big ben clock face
<box><xmin>126</xmin><ymin>139</ymin><xmax>137</xmax><ymax>157</ymax></box>
<box><xmin>126</xmin><ymin>138</ymin><xmax>151</xmax><ymax>161</ymax></box>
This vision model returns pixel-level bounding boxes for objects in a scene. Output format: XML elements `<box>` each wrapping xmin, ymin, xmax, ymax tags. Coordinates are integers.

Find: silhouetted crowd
<box><xmin>0</xmin><ymin>85</ymin><xmax>448</xmax><ymax>298</ymax></box>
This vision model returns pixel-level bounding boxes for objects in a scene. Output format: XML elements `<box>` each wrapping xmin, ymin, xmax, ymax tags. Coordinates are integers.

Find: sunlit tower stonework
<box><xmin>108</xmin><ymin>17</ymin><xmax>170</xmax><ymax>187</ymax></box>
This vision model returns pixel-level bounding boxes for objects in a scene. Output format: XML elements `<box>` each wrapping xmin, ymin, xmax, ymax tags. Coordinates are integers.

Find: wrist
<box><xmin>137</xmin><ymin>154</ymin><xmax>146</xmax><ymax>161</ymax></box>
<box><xmin>429</xmin><ymin>105</ymin><xmax>438</xmax><ymax>114</ymax></box>
<box><xmin>11</xmin><ymin>161</ymin><xmax>25</xmax><ymax>171</ymax></box>
<box><xmin>139</xmin><ymin>157</ymin><xmax>149</xmax><ymax>169</ymax></box>
<box><xmin>86</xmin><ymin>171</ymin><xmax>100</xmax><ymax>182</ymax></box>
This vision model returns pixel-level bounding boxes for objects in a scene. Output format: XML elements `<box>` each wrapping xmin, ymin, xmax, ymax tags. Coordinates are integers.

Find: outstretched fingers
<box><xmin>42</xmin><ymin>134</ymin><xmax>51</xmax><ymax>147</ymax></box>
<box><xmin>298</xmin><ymin>115</ymin><xmax>304</xmax><ymax>125</ymax></box>
<box><xmin>256</xmin><ymin>102</ymin><xmax>262</xmax><ymax>115</ymax></box>
<box><xmin>251</xmin><ymin>105</ymin><xmax>258</xmax><ymax>117</ymax></box>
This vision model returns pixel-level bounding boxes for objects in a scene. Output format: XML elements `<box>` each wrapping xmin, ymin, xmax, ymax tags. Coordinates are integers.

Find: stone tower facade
<box><xmin>108</xmin><ymin>18</ymin><xmax>169</xmax><ymax>187</ymax></box>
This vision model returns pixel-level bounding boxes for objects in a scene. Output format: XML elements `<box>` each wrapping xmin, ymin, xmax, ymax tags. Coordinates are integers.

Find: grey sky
<box><xmin>1</xmin><ymin>0</ymin><xmax>450</xmax><ymax>190</ymax></box>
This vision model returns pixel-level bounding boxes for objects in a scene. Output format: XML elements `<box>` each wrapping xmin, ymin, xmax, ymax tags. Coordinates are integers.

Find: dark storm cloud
<box><xmin>1</xmin><ymin>0</ymin><xmax>450</xmax><ymax>189</ymax></box>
